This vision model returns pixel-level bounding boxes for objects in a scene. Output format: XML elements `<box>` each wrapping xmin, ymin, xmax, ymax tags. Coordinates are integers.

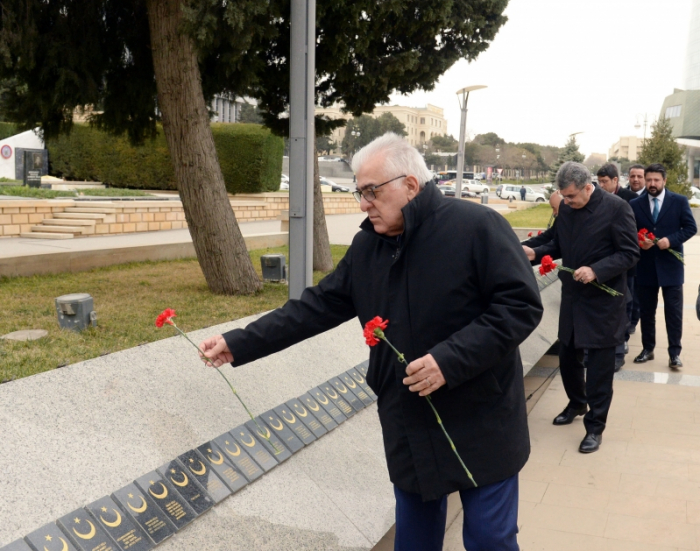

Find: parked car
<box><xmin>462</xmin><ymin>179</ymin><xmax>490</xmax><ymax>194</ymax></box>
<box><xmin>280</xmin><ymin>181</ymin><xmax>289</xmax><ymax>190</ymax></box>
<box><xmin>437</xmin><ymin>184</ymin><xmax>456</xmax><ymax>197</ymax></box>
<box><xmin>319</xmin><ymin>176</ymin><xmax>350</xmax><ymax>192</ymax></box>
<box><xmin>500</xmin><ymin>185</ymin><xmax>546</xmax><ymax>202</ymax></box>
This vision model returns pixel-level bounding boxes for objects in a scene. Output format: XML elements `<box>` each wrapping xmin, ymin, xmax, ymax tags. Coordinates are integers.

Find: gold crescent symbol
<box><xmin>281</xmin><ymin>410</ymin><xmax>296</xmax><ymax>424</ymax></box>
<box><xmin>170</xmin><ymin>470</ymin><xmax>189</xmax><ymax>487</ymax></box>
<box><xmin>208</xmin><ymin>450</ymin><xmax>224</xmax><ymax>465</ymax></box>
<box><xmin>45</xmin><ymin>537</ymin><xmax>70</xmax><ymax>551</ymax></box>
<box><xmin>305</xmin><ymin>398</ymin><xmax>320</xmax><ymax>411</ymax></box>
<box><xmin>256</xmin><ymin>426</ymin><xmax>271</xmax><ymax>439</ymax></box>
<box><xmin>225</xmin><ymin>442</ymin><xmax>242</xmax><ymax>456</ymax></box>
<box><xmin>324</xmin><ymin>387</ymin><xmax>339</xmax><ymax>399</ymax></box>
<box><xmin>127</xmin><ymin>496</ymin><xmax>148</xmax><ymax>513</ymax></box>
<box><xmin>269</xmin><ymin>418</ymin><xmax>284</xmax><ymax>430</ymax></box>
<box><xmin>190</xmin><ymin>461</ymin><xmax>206</xmax><ymax>476</ymax></box>
<box><xmin>344</xmin><ymin>377</ymin><xmax>357</xmax><ymax>388</ymax></box>
<box><xmin>73</xmin><ymin>520</ymin><xmax>97</xmax><ymax>540</ymax></box>
<box><xmin>335</xmin><ymin>382</ymin><xmax>348</xmax><ymax>393</ymax></box>
<box><xmin>352</xmin><ymin>373</ymin><xmax>365</xmax><ymax>383</ymax></box>
<box><xmin>315</xmin><ymin>392</ymin><xmax>329</xmax><ymax>405</ymax></box>
<box><xmin>149</xmin><ymin>482</ymin><xmax>169</xmax><ymax>500</ymax></box>
<box><xmin>293</xmin><ymin>403</ymin><xmax>308</xmax><ymax>417</ymax></box>
<box><xmin>100</xmin><ymin>508</ymin><xmax>122</xmax><ymax>528</ymax></box>
<box><xmin>240</xmin><ymin>434</ymin><xmax>256</xmax><ymax>448</ymax></box>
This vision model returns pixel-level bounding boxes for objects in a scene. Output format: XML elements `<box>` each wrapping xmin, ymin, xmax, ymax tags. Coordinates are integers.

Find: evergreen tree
<box><xmin>238</xmin><ymin>104</ymin><xmax>263</xmax><ymax>124</ymax></box>
<box><xmin>637</xmin><ymin>117</ymin><xmax>690</xmax><ymax>197</ymax></box>
<box><xmin>550</xmin><ymin>135</ymin><xmax>586</xmax><ymax>181</ymax></box>
<box><xmin>341</xmin><ymin>114</ymin><xmax>407</xmax><ymax>156</ymax></box>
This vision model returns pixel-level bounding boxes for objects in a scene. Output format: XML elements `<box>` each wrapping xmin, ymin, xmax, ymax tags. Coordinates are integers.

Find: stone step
<box><xmin>53</xmin><ymin>212</ymin><xmax>106</xmax><ymax>220</ymax></box>
<box><xmin>42</xmin><ymin>218</ymin><xmax>97</xmax><ymax>226</ymax></box>
<box><xmin>31</xmin><ymin>225</ymin><xmax>85</xmax><ymax>234</ymax></box>
<box><xmin>20</xmin><ymin>232</ymin><xmax>74</xmax><ymax>239</ymax></box>
<box><xmin>64</xmin><ymin>207</ymin><xmax>117</xmax><ymax>214</ymax></box>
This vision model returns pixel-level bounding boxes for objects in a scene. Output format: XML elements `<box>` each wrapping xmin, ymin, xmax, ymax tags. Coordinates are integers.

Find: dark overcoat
<box><xmin>223</xmin><ymin>182</ymin><xmax>543</xmax><ymax>500</ymax></box>
<box><xmin>534</xmin><ymin>187</ymin><xmax>639</xmax><ymax>349</ymax></box>
<box><xmin>630</xmin><ymin>190</ymin><xmax>697</xmax><ymax>287</ymax></box>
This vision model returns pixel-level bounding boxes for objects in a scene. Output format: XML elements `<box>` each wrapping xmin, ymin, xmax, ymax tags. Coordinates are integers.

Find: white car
<box><xmin>280</xmin><ymin>174</ymin><xmax>289</xmax><ymax>190</ymax></box>
<box><xmin>500</xmin><ymin>185</ymin><xmax>546</xmax><ymax>202</ymax></box>
<box><xmin>462</xmin><ymin>179</ymin><xmax>490</xmax><ymax>194</ymax></box>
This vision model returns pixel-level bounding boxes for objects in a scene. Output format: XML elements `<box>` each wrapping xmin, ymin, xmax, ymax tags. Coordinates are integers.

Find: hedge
<box><xmin>46</xmin><ymin>123</ymin><xmax>283</xmax><ymax>194</ymax></box>
<box><xmin>0</xmin><ymin>122</ymin><xmax>19</xmax><ymax>141</ymax></box>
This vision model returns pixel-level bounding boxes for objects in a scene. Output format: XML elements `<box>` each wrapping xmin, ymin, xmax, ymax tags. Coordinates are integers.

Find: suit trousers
<box><xmin>559</xmin><ymin>337</ymin><xmax>615</xmax><ymax>434</ymax></box>
<box><xmin>629</xmin><ymin>276</ymin><xmax>641</xmax><ymax>329</ymax></box>
<box><xmin>638</xmin><ymin>284</ymin><xmax>683</xmax><ymax>357</ymax></box>
<box><xmin>393</xmin><ymin>475</ymin><xmax>519</xmax><ymax>551</ymax></box>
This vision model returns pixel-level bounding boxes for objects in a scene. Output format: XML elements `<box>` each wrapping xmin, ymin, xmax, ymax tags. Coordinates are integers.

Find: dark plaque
<box><xmin>0</xmin><ymin>540</ymin><xmax>33</xmax><ymax>551</ymax></box>
<box><xmin>157</xmin><ymin>460</ymin><xmax>213</xmax><ymax>515</ymax></box>
<box><xmin>230</xmin><ymin>425</ymin><xmax>278</xmax><ymax>472</ymax></box>
<box><xmin>356</xmin><ymin>360</ymin><xmax>369</xmax><ymax>376</ymax></box>
<box><xmin>286</xmin><ymin>398</ymin><xmax>327</xmax><ymax>438</ymax></box>
<box><xmin>195</xmin><ymin>443</ymin><xmax>248</xmax><ymax>493</ymax></box>
<box><xmin>340</xmin><ymin>371</ymin><xmax>374</xmax><ymax>405</ymax></box>
<box><xmin>134</xmin><ymin>471</ymin><xmax>196</xmax><ymax>530</ymax></box>
<box><xmin>346</xmin><ymin>368</ymin><xmax>378</xmax><ymax>401</ymax></box>
<box><xmin>211</xmin><ymin>433</ymin><xmax>263</xmax><ymax>482</ymax></box>
<box><xmin>319</xmin><ymin>382</ymin><xmax>356</xmax><ymax>418</ymax></box>
<box><xmin>298</xmin><ymin>392</ymin><xmax>338</xmax><ymax>431</ymax></box>
<box><xmin>57</xmin><ymin>508</ymin><xmax>116</xmax><ymax>551</ymax></box>
<box><xmin>259</xmin><ymin>410</ymin><xmax>305</xmax><ymax>452</ymax></box>
<box><xmin>272</xmin><ymin>405</ymin><xmax>317</xmax><ymax>445</ymax></box>
<box><xmin>329</xmin><ymin>377</ymin><xmax>365</xmax><ymax>412</ymax></box>
<box><xmin>85</xmin><ymin>496</ymin><xmax>152</xmax><ymax>551</ymax></box>
<box><xmin>178</xmin><ymin>449</ymin><xmax>232</xmax><ymax>503</ymax></box>
<box><xmin>112</xmin><ymin>483</ymin><xmax>176</xmax><ymax>545</ymax></box>
<box><xmin>309</xmin><ymin>387</ymin><xmax>347</xmax><ymax>424</ymax></box>
<box><xmin>245</xmin><ymin>419</ymin><xmax>292</xmax><ymax>462</ymax></box>
<box><xmin>23</xmin><ymin>151</ymin><xmax>43</xmax><ymax>188</ymax></box>
<box><xmin>25</xmin><ymin>523</ymin><xmax>80</xmax><ymax>551</ymax></box>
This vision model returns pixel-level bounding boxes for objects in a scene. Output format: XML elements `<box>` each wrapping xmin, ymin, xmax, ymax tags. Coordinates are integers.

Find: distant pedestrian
<box><xmin>520</xmin><ymin>185</ymin><xmax>526</xmax><ymax>201</ymax></box>
<box><xmin>631</xmin><ymin>163</ymin><xmax>697</xmax><ymax>369</ymax></box>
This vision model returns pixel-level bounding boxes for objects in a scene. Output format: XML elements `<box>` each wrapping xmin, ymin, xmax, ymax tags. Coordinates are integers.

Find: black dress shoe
<box><xmin>669</xmin><ymin>356</ymin><xmax>683</xmax><ymax>369</ymax></box>
<box><xmin>634</xmin><ymin>349</ymin><xmax>654</xmax><ymax>363</ymax></box>
<box><xmin>553</xmin><ymin>405</ymin><xmax>587</xmax><ymax>426</ymax></box>
<box><xmin>579</xmin><ymin>433</ymin><xmax>602</xmax><ymax>453</ymax></box>
<box><xmin>614</xmin><ymin>357</ymin><xmax>625</xmax><ymax>372</ymax></box>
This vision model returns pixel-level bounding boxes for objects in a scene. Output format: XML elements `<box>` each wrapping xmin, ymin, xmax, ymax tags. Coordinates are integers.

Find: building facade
<box><xmin>608</xmin><ymin>136</ymin><xmax>646</xmax><ymax>162</ymax></box>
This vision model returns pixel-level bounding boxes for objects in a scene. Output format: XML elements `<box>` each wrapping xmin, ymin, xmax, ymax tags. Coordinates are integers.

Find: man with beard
<box><xmin>631</xmin><ymin>163</ymin><xmax>697</xmax><ymax>369</ymax></box>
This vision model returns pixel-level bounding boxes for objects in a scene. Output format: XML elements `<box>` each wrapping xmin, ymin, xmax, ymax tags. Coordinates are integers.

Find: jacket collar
<box><xmin>581</xmin><ymin>185</ymin><xmax>603</xmax><ymax>213</ymax></box>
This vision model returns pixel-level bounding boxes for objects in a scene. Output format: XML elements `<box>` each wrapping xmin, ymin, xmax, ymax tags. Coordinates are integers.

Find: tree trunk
<box><xmin>145</xmin><ymin>0</ymin><xmax>262</xmax><ymax>295</ymax></box>
<box><xmin>312</xmin><ymin>142</ymin><xmax>333</xmax><ymax>271</ymax></box>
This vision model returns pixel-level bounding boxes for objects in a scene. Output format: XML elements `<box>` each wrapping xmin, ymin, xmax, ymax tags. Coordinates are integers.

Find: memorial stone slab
<box><xmin>272</xmin><ymin>404</ymin><xmax>317</xmax><ymax>445</ymax></box>
<box><xmin>309</xmin><ymin>387</ymin><xmax>347</xmax><ymax>424</ymax></box>
<box><xmin>156</xmin><ymin>460</ymin><xmax>213</xmax><ymax>516</ymax></box>
<box><xmin>177</xmin><ymin>449</ymin><xmax>232</xmax><ymax>503</ymax></box>
<box><xmin>134</xmin><ymin>472</ymin><xmax>196</xmax><ymax>530</ymax></box>
<box><xmin>345</xmin><ymin>368</ymin><xmax>378</xmax><ymax>401</ymax></box>
<box><xmin>340</xmin><ymin>371</ymin><xmax>374</xmax><ymax>405</ymax></box>
<box><xmin>244</xmin><ymin>419</ymin><xmax>292</xmax><ymax>463</ymax></box>
<box><xmin>329</xmin><ymin>377</ymin><xmax>365</xmax><ymax>412</ymax></box>
<box><xmin>356</xmin><ymin>360</ymin><xmax>369</xmax><ymax>377</ymax></box>
<box><xmin>229</xmin><ymin>425</ymin><xmax>278</xmax><ymax>472</ymax></box>
<box><xmin>111</xmin><ymin>484</ymin><xmax>176</xmax><ymax>545</ymax></box>
<box><xmin>259</xmin><ymin>410</ymin><xmax>306</xmax><ymax>452</ymax></box>
<box><xmin>25</xmin><ymin>523</ymin><xmax>79</xmax><ymax>551</ymax></box>
<box><xmin>57</xmin><ymin>508</ymin><xmax>116</xmax><ymax>551</ymax></box>
<box><xmin>195</xmin><ymin>444</ymin><xmax>248</xmax><ymax>494</ymax></box>
<box><xmin>319</xmin><ymin>382</ymin><xmax>356</xmax><ymax>417</ymax></box>
<box><xmin>298</xmin><ymin>393</ymin><xmax>338</xmax><ymax>431</ymax></box>
<box><xmin>286</xmin><ymin>398</ymin><xmax>328</xmax><ymax>438</ymax></box>
<box><xmin>211</xmin><ymin>433</ymin><xmax>264</xmax><ymax>482</ymax></box>
<box><xmin>0</xmin><ymin>540</ymin><xmax>33</xmax><ymax>551</ymax></box>
<box><xmin>85</xmin><ymin>496</ymin><xmax>153</xmax><ymax>551</ymax></box>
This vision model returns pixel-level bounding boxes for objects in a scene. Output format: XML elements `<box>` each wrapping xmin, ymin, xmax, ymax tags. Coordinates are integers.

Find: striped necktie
<box><xmin>652</xmin><ymin>197</ymin><xmax>659</xmax><ymax>223</ymax></box>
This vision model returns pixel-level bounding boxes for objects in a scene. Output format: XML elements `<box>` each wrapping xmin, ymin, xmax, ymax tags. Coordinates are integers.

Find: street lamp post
<box><xmin>455</xmin><ymin>85</ymin><xmax>487</xmax><ymax>199</ymax></box>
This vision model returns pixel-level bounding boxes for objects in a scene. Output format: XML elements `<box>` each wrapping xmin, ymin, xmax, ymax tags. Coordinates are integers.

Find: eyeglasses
<box><xmin>560</xmin><ymin>185</ymin><xmax>587</xmax><ymax>201</ymax></box>
<box><xmin>352</xmin><ymin>175</ymin><xmax>407</xmax><ymax>203</ymax></box>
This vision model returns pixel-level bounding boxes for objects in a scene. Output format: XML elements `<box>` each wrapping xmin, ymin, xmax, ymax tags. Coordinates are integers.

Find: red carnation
<box><xmin>155</xmin><ymin>308</ymin><xmax>176</xmax><ymax>328</ymax></box>
<box><xmin>538</xmin><ymin>230</ymin><xmax>543</xmax><ymax>236</ymax></box>
<box><xmin>363</xmin><ymin>316</ymin><xmax>389</xmax><ymax>347</ymax></box>
<box><xmin>527</xmin><ymin>232</ymin><xmax>533</xmax><ymax>237</ymax></box>
<box><xmin>539</xmin><ymin>255</ymin><xmax>557</xmax><ymax>276</ymax></box>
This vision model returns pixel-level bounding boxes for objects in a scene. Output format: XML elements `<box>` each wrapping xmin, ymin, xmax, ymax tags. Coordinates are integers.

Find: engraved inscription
<box><xmin>165</xmin><ymin>500</ymin><xmax>186</xmax><ymax>520</ymax></box>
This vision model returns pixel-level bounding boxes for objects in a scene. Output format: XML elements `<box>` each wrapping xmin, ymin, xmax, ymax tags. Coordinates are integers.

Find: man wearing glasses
<box><xmin>523</xmin><ymin>162</ymin><xmax>638</xmax><ymax>454</ymax></box>
<box><xmin>200</xmin><ymin>133</ymin><xmax>543</xmax><ymax>550</ymax></box>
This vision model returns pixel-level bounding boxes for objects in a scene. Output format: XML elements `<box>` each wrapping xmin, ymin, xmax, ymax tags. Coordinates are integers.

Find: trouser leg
<box><xmin>393</xmin><ymin>486</ymin><xmax>446</xmax><ymax>551</ymax></box>
<box><xmin>582</xmin><ymin>346</ymin><xmax>616</xmax><ymax>434</ymax></box>
<box><xmin>625</xmin><ymin>275</ymin><xmax>635</xmax><ymax>342</ymax></box>
<box><xmin>637</xmin><ymin>284</ymin><xmax>660</xmax><ymax>352</ymax></box>
<box><xmin>630</xmin><ymin>277</ymin><xmax>641</xmax><ymax>328</ymax></box>
<box><xmin>460</xmin><ymin>474</ymin><xmax>520</xmax><ymax>551</ymax></box>
<box><xmin>558</xmin><ymin>336</ymin><xmax>586</xmax><ymax>409</ymax></box>
<box><xmin>662</xmin><ymin>285</ymin><xmax>683</xmax><ymax>357</ymax></box>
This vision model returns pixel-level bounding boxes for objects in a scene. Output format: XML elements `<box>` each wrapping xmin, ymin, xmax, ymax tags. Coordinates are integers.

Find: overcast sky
<box><xmin>389</xmin><ymin>0</ymin><xmax>693</xmax><ymax>157</ymax></box>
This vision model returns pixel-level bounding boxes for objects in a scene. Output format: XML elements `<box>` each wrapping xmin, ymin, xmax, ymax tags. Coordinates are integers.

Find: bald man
<box><xmin>521</xmin><ymin>190</ymin><xmax>562</xmax><ymax>249</ymax></box>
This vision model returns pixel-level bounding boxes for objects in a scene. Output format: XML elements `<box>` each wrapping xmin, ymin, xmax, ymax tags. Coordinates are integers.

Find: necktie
<box><xmin>652</xmin><ymin>198</ymin><xmax>659</xmax><ymax>223</ymax></box>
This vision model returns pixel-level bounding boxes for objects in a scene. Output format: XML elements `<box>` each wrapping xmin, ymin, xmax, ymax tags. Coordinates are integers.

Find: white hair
<box><xmin>351</xmin><ymin>132</ymin><xmax>433</xmax><ymax>188</ymax></box>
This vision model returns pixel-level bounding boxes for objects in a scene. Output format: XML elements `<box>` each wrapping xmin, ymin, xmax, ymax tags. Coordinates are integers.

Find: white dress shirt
<box><xmin>649</xmin><ymin>188</ymin><xmax>666</xmax><ymax>215</ymax></box>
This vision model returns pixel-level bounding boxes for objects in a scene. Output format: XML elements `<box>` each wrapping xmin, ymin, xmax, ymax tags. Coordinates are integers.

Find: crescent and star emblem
<box><xmin>190</xmin><ymin>461</ymin><xmax>207</xmax><ymax>475</ymax></box>
<box><xmin>281</xmin><ymin>410</ymin><xmax>296</xmax><ymax>424</ymax></box>
<box><xmin>335</xmin><ymin>382</ymin><xmax>348</xmax><ymax>393</ymax></box>
<box><xmin>293</xmin><ymin>404</ymin><xmax>308</xmax><ymax>417</ymax></box>
<box><xmin>344</xmin><ymin>377</ymin><xmax>357</xmax><ymax>388</ymax></box>
<box><xmin>127</xmin><ymin>496</ymin><xmax>148</xmax><ymax>513</ymax></box>
<box><xmin>268</xmin><ymin>418</ymin><xmax>284</xmax><ymax>430</ymax></box>
<box><xmin>324</xmin><ymin>387</ymin><xmax>339</xmax><ymax>399</ymax></box>
<box><xmin>149</xmin><ymin>482</ymin><xmax>169</xmax><ymax>500</ymax></box>
<box><xmin>100</xmin><ymin>508</ymin><xmax>122</xmax><ymax>528</ymax></box>
<box><xmin>170</xmin><ymin>470</ymin><xmax>189</xmax><ymax>487</ymax></box>
<box><xmin>225</xmin><ymin>441</ymin><xmax>242</xmax><ymax>456</ymax></box>
<box><xmin>240</xmin><ymin>434</ymin><xmax>257</xmax><ymax>448</ymax></box>
<box><xmin>73</xmin><ymin>520</ymin><xmax>97</xmax><ymax>540</ymax></box>
<box><xmin>315</xmin><ymin>393</ymin><xmax>329</xmax><ymax>405</ymax></box>
<box><xmin>256</xmin><ymin>426</ymin><xmax>271</xmax><ymax>439</ymax></box>
<box><xmin>352</xmin><ymin>373</ymin><xmax>365</xmax><ymax>383</ymax></box>
<box><xmin>305</xmin><ymin>398</ymin><xmax>320</xmax><ymax>411</ymax></box>
<box><xmin>207</xmin><ymin>450</ymin><xmax>224</xmax><ymax>465</ymax></box>
<box><xmin>44</xmin><ymin>537</ymin><xmax>69</xmax><ymax>551</ymax></box>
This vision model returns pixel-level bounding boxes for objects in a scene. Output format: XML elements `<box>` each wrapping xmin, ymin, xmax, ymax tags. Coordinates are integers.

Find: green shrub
<box><xmin>0</xmin><ymin>122</ymin><xmax>18</xmax><ymax>140</ymax></box>
<box><xmin>46</xmin><ymin>123</ymin><xmax>283</xmax><ymax>193</ymax></box>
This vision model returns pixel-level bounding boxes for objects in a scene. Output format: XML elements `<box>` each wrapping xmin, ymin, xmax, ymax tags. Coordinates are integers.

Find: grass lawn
<box><xmin>0</xmin><ymin>186</ymin><xmax>150</xmax><ymax>199</ymax></box>
<box><xmin>502</xmin><ymin>203</ymin><xmax>553</xmax><ymax>228</ymax></box>
<box><xmin>0</xmin><ymin>245</ymin><xmax>349</xmax><ymax>383</ymax></box>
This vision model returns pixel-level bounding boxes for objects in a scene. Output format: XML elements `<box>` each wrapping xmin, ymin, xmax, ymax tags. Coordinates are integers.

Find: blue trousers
<box><xmin>393</xmin><ymin>474</ymin><xmax>519</xmax><ymax>551</ymax></box>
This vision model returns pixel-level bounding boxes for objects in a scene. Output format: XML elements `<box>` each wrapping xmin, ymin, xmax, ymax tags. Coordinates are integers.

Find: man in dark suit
<box><xmin>523</xmin><ymin>162</ymin><xmax>639</xmax><ymax>453</ymax></box>
<box><xmin>597</xmin><ymin>163</ymin><xmax>638</xmax><ymax>371</ymax></box>
<box><xmin>630</xmin><ymin>163</ymin><xmax>697</xmax><ymax>369</ymax></box>
<box><xmin>627</xmin><ymin>164</ymin><xmax>646</xmax><ymax>334</ymax></box>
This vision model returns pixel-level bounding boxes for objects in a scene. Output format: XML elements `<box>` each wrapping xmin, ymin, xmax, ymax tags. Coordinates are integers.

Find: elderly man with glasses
<box><xmin>199</xmin><ymin>133</ymin><xmax>543</xmax><ymax>551</ymax></box>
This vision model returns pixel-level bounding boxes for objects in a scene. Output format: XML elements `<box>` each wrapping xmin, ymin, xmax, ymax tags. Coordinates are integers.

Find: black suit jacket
<box><xmin>615</xmin><ymin>186</ymin><xmax>640</xmax><ymax>276</ymax></box>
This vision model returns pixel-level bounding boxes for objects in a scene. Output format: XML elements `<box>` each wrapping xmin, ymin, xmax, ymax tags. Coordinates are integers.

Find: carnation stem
<box><xmin>170</xmin><ymin>323</ymin><xmax>281</xmax><ymax>454</ymax></box>
<box><xmin>557</xmin><ymin>266</ymin><xmax>622</xmax><ymax>297</ymax></box>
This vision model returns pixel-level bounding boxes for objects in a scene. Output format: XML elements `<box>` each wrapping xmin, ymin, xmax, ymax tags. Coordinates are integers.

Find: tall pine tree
<box><xmin>637</xmin><ymin>117</ymin><xmax>690</xmax><ymax>197</ymax></box>
<box><xmin>550</xmin><ymin>135</ymin><xmax>585</xmax><ymax>181</ymax></box>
